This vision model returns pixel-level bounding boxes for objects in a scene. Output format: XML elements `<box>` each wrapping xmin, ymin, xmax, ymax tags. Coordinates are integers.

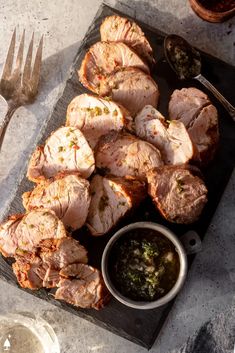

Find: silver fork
<box><xmin>0</xmin><ymin>29</ymin><xmax>43</xmax><ymax>149</ymax></box>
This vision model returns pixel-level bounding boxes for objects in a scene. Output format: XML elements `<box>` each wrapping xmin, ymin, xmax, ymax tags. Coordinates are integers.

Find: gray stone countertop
<box><xmin>0</xmin><ymin>1</ymin><xmax>234</xmax><ymax>352</ymax></box>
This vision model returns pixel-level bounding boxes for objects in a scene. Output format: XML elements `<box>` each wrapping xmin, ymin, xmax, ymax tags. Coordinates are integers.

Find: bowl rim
<box><xmin>189</xmin><ymin>0</ymin><xmax>235</xmax><ymax>23</ymax></box>
<box><xmin>101</xmin><ymin>221</ymin><xmax>188</xmax><ymax>310</ymax></box>
<box><xmin>189</xmin><ymin>0</ymin><xmax>235</xmax><ymax>14</ymax></box>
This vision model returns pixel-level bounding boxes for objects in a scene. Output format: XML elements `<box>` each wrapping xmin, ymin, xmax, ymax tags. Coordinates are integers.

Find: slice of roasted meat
<box><xmin>79</xmin><ymin>41</ymin><xmax>149</xmax><ymax>94</ymax></box>
<box><xmin>99</xmin><ymin>67</ymin><xmax>159</xmax><ymax>116</ymax></box>
<box><xmin>0</xmin><ymin>209</ymin><xmax>67</xmax><ymax>257</ymax></box>
<box><xmin>168</xmin><ymin>87</ymin><xmax>219</xmax><ymax>163</ymax></box>
<box><xmin>40</xmin><ymin>237</ymin><xmax>88</xmax><ymax>269</ymax></box>
<box><xmin>135</xmin><ymin>105</ymin><xmax>194</xmax><ymax>164</ymax></box>
<box><xmin>23</xmin><ymin>173</ymin><xmax>91</xmax><ymax>230</ymax></box>
<box><xmin>87</xmin><ymin>175</ymin><xmax>146</xmax><ymax>236</ymax></box>
<box><xmin>66</xmin><ymin>94</ymin><xmax>133</xmax><ymax>148</ymax></box>
<box><xmin>27</xmin><ymin>127</ymin><xmax>95</xmax><ymax>182</ymax></box>
<box><xmin>147</xmin><ymin>165</ymin><xmax>208</xmax><ymax>224</ymax></box>
<box><xmin>12</xmin><ymin>255</ymin><xmax>46</xmax><ymax>290</ymax></box>
<box><xmin>100</xmin><ymin>15</ymin><xmax>154</xmax><ymax>64</ymax></box>
<box><xmin>95</xmin><ymin>131</ymin><xmax>163</xmax><ymax>180</ymax></box>
<box><xmin>55</xmin><ymin>263</ymin><xmax>110</xmax><ymax>310</ymax></box>
<box><xmin>12</xmin><ymin>237</ymin><xmax>88</xmax><ymax>290</ymax></box>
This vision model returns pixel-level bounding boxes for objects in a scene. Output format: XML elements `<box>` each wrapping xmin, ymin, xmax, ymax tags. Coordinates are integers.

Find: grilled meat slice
<box><xmin>66</xmin><ymin>94</ymin><xmax>133</xmax><ymax>148</ymax></box>
<box><xmin>135</xmin><ymin>105</ymin><xmax>194</xmax><ymax>164</ymax></box>
<box><xmin>0</xmin><ymin>209</ymin><xmax>67</xmax><ymax>257</ymax></box>
<box><xmin>40</xmin><ymin>237</ymin><xmax>88</xmax><ymax>268</ymax></box>
<box><xmin>95</xmin><ymin>131</ymin><xmax>163</xmax><ymax>180</ymax></box>
<box><xmin>42</xmin><ymin>267</ymin><xmax>61</xmax><ymax>288</ymax></box>
<box><xmin>79</xmin><ymin>41</ymin><xmax>149</xmax><ymax>94</ymax></box>
<box><xmin>55</xmin><ymin>263</ymin><xmax>110</xmax><ymax>310</ymax></box>
<box><xmin>87</xmin><ymin>175</ymin><xmax>146</xmax><ymax>236</ymax></box>
<box><xmin>12</xmin><ymin>237</ymin><xmax>88</xmax><ymax>290</ymax></box>
<box><xmin>147</xmin><ymin>165</ymin><xmax>208</xmax><ymax>224</ymax></box>
<box><xmin>99</xmin><ymin>67</ymin><xmax>159</xmax><ymax>116</ymax></box>
<box><xmin>168</xmin><ymin>88</ymin><xmax>219</xmax><ymax>163</ymax></box>
<box><xmin>13</xmin><ymin>256</ymin><xmax>60</xmax><ymax>289</ymax></box>
<box><xmin>100</xmin><ymin>15</ymin><xmax>154</xmax><ymax>64</ymax></box>
<box><xmin>23</xmin><ymin>173</ymin><xmax>90</xmax><ymax>230</ymax></box>
<box><xmin>12</xmin><ymin>255</ymin><xmax>45</xmax><ymax>290</ymax></box>
<box><xmin>27</xmin><ymin>127</ymin><xmax>95</xmax><ymax>182</ymax></box>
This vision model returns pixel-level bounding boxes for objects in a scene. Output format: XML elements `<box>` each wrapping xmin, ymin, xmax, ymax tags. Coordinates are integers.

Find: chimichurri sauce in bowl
<box><xmin>108</xmin><ymin>228</ymin><xmax>180</xmax><ymax>302</ymax></box>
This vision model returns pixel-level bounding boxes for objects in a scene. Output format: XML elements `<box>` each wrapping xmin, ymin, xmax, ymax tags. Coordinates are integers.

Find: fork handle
<box><xmin>0</xmin><ymin>105</ymin><xmax>16</xmax><ymax>150</ymax></box>
<box><xmin>195</xmin><ymin>74</ymin><xmax>235</xmax><ymax>122</ymax></box>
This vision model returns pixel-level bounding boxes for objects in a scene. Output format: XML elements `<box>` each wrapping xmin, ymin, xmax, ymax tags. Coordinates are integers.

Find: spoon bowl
<box><xmin>164</xmin><ymin>34</ymin><xmax>201</xmax><ymax>80</ymax></box>
<box><xmin>164</xmin><ymin>34</ymin><xmax>235</xmax><ymax>121</ymax></box>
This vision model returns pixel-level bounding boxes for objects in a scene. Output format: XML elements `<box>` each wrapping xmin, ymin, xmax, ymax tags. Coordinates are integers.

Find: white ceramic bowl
<box><xmin>101</xmin><ymin>222</ymin><xmax>187</xmax><ymax>310</ymax></box>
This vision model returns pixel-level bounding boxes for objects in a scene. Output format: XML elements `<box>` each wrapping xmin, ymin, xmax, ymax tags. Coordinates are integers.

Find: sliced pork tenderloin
<box><xmin>39</xmin><ymin>237</ymin><xmax>88</xmax><ymax>269</ymax></box>
<box><xmin>55</xmin><ymin>263</ymin><xmax>110</xmax><ymax>310</ymax></box>
<box><xmin>12</xmin><ymin>237</ymin><xmax>88</xmax><ymax>290</ymax></box>
<box><xmin>23</xmin><ymin>172</ymin><xmax>90</xmax><ymax>230</ymax></box>
<box><xmin>95</xmin><ymin>131</ymin><xmax>163</xmax><ymax>180</ymax></box>
<box><xmin>147</xmin><ymin>165</ymin><xmax>208</xmax><ymax>224</ymax></box>
<box><xmin>79</xmin><ymin>41</ymin><xmax>149</xmax><ymax>94</ymax></box>
<box><xmin>100</xmin><ymin>15</ymin><xmax>154</xmax><ymax>64</ymax></box>
<box><xmin>66</xmin><ymin>94</ymin><xmax>133</xmax><ymax>148</ymax></box>
<box><xmin>99</xmin><ymin>67</ymin><xmax>159</xmax><ymax>116</ymax></box>
<box><xmin>13</xmin><ymin>256</ymin><xmax>60</xmax><ymax>289</ymax></box>
<box><xmin>12</xmin><ymin>255</ymin><xmax>45</xmax><ymax>290</ymax></box>
<box><xmin>168</xmin><ymin>87</ymin><xmax>219</xmax><ymax>163</ymax></box>
<box><xmin>0</xmin><ymin>209</ymin><xmax>67</xmax><ymax>258</ymax></box>
<box><xmin>27</xmin><ymin>127</ymin><xmax>95</xmax><ymax>183</ymax></box>
<box><xmin>135</xmin><ymin>105</ymin><xmax>194</xmax><ymax>164</ymax></box>
<box><xmin>87</xmin><ymin>175</ymin><xmax>146</xmax><ymax>236</ymax></box>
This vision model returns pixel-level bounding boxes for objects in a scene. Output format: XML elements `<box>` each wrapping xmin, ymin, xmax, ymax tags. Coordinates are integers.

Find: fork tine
<box><xmin>1</xmin><ymin>28</ymin><xmax>16</xmax><ymax>81</ymax></box>
<box><xmin>30</xmin><ymin>35</ymin><xmax>43</xmax><ymax>95</ymax></box>
<box><xmin>12</xmin><ymin>29</ymin><xmax>25</xmax><ymax>82</ymax></box>
<box><xmin>22</xmin><ymin>32</ymin><xmax>34</xmax><ymax>88</ymax></box>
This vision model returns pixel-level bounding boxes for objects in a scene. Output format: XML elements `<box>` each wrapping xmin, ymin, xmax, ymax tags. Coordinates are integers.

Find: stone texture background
<box><xmin>0</xmin><ymin>1</ymin><xmax>234</xmax><ymax>352</ymax></box>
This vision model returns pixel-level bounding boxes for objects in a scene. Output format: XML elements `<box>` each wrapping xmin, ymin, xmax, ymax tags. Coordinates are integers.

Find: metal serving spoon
<box><xmin>164</xmin><ymin>34</ymin><xmax>235</xmax><ymax>121</ymax></box>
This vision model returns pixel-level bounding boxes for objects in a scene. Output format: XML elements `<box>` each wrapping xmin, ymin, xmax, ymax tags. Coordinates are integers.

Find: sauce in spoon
<box><xmin>164</xmin><ymin>34</ymin><xmax>201</xmax><ymax>80</ymax></box>
<box><xmin>164</xmin><ymin>34</ymin><xmax>235</xmax><ymax>121</ymax></box>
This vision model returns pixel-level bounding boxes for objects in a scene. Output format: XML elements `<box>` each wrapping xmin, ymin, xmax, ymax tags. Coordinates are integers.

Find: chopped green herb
<box><xmin>94</xmin><ymin>106</ymin><xmax>102</xmax><ymax>116</ymax></box>
<box><xmin>103</xmin><ymin>96</ymin><xmax>111</xmax><ymax>101</ymax></box>
<box><xmin>176</xmin><ymin>178</ymin><xmax>184</xmax><ymax>193</ymax></box>
<box><xmin>103</xmin><ymin>107</ymin><xmax>110</xmax><ymax>114</ymax></box>
<box><xmin>16</xmin><ymin>248</ymin><xmax>28</xmax><ymax>255</ymax></box>
<box><xmin>69</xmin><ymin>140</ymin><xmax>76</xmax><ymax>148</ymax></box>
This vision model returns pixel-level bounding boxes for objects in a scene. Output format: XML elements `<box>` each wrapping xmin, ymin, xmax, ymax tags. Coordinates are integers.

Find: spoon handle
<box><xmin>195</xmin><ymin>74</ymin><xmax>235</xmax><ymax>122</ymax></box>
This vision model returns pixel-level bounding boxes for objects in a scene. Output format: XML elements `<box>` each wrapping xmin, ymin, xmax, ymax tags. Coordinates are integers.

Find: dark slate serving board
<box><xmin>0</xmin><ymin>3</ymin><xmax>235</xmax><ymax>350</ymax></box>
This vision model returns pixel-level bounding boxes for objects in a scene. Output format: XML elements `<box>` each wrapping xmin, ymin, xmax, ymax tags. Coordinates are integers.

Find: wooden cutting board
<box><xmin>0</xmin><ymin>4</ymin><xmax>235</xmax><ymax>349</ymax></box>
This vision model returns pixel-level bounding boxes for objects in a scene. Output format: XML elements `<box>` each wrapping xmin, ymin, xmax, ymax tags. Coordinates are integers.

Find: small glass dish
<box><xmin>0</xmin><ymin>312</ymin><xmax>60</xmax><ymax>353</ymax></box>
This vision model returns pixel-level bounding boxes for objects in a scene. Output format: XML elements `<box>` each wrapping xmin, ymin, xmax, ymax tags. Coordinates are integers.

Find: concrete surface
<box><xmin>0</xmin><ymin>1</ymin><xmax>234</xmax><ymax>352</ymax></box>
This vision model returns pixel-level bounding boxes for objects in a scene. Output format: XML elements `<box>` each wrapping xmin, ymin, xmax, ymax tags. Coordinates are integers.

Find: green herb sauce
<box><xmin>166</xmin><ymin>37</ymin><xmax>201</xmax><ymax>80</ymax></box>
<box><xmin>109</xmin><ymin>229</ymin><xmax>180</xmax><ymax>301</ymax></box>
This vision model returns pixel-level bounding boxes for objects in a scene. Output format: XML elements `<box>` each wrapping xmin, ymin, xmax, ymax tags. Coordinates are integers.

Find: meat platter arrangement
<box><xmin>0</xmin><ymin>4</ymin><xmax>234</xmax><ymax>348</ymax></box>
